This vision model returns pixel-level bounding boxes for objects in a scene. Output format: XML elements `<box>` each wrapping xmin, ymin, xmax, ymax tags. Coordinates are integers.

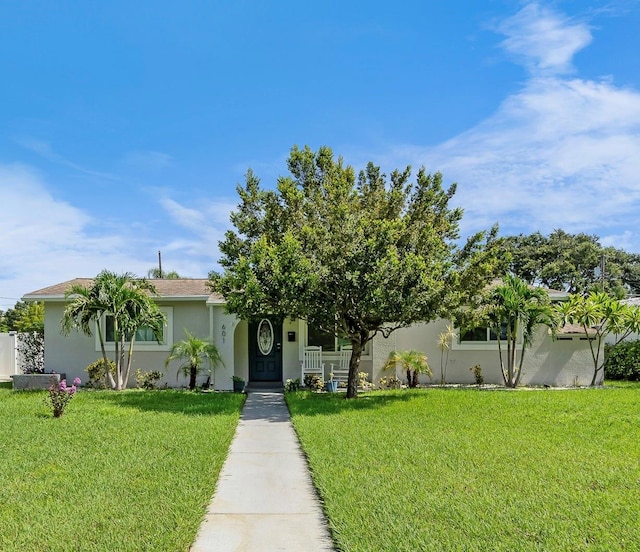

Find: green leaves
<box><xmin>214</xmin><ymin>145</ymin><xmax>503</xmax><ymax>396</ymax></box>
<box><xmin>554</xmin><ymin>292</ymin><xmax>640</xmax><ymax>385</ymax></box>
<box><xmin>165</xmin><ymin>330</ymin><xmax>223</xmax><ymax>390</ymax></box>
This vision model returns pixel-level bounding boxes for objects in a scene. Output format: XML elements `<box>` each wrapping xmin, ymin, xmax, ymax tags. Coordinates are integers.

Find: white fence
<box><xmin>0</xmin><ymin>332</ymin><xmax>19</xmax><ymax>381</ymax></box>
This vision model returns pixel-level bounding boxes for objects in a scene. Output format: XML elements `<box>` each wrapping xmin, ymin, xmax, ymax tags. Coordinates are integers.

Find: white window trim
<box><xmin>452</xmin><ymin>325</ymin><xmax>522</xmax><ymax>351</ymax></box>
<box><xmin>299</xmin><ymin>320</ymin><xmax>372</xmax><ymax>360</ymax></box>
<box><xmin>95</xmin><ymin>306</ymin><xmax>173</xmax><ymax>352</ymax></box>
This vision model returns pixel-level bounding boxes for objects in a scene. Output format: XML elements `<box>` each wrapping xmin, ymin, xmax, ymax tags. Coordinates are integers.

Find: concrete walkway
<box><xmin>191</xmin><ymin>390</ymin><xmax>335</xmax><ymax>552</ymax></box>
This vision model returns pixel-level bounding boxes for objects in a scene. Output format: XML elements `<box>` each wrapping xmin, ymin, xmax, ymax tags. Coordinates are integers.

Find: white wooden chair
<box><xmin>301</xmin><ymin>346</ymin><xmax>325</xmax><ymax>384</ymax></box>
<box><xmin>330</xmin><ymin>346</ymin><xmax>351</xmax><ymax>385</ymax></box>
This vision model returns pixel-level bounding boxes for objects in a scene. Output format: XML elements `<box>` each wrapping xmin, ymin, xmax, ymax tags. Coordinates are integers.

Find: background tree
<box><xmin>62</xmin><ymin>271</ymin><xmax>165</xmax><ymax>390</ymax></box>
<box><xmin>165</xmin><ymin>330</ymin><xmax>223</xmax><ymax>390</ymax></box>
<box><xmin>212</xmin><ymin>145</ymin><xmax>505</xmax><ymax>398</ymax></box>
<box><xmin>555</xmin><ymin>292</ymin><xmax>640</xmax><ymax>386</ymax></box>
<box><xmin>481</xmin><ymin>274</ymin><xmax>556</xmax><ymax>388</ymax></box>
<box><xmin>505</xmin><ymin>230</ymin><xmax>640</xmax><ymax>296</ymax></box>
<box><xmin>0</xmin><ymin>301</ymin><xmax>44</xmax><ymax>333</ymax></box>
<box><xmin>147</xmin><ymin>268</ymin><xmax>181</xmax><ymax>279</ymax></box>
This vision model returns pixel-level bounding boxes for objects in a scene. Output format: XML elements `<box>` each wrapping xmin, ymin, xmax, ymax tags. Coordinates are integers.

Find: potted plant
<box><xmin>231</xmin><ymin>375</ymin><xmax>245</xmax><ymax>393</ymax></box>
<box><xmin>325</xmin><ymin>372</ymin><xmax>338</xmax><ymax>392</ymax></box>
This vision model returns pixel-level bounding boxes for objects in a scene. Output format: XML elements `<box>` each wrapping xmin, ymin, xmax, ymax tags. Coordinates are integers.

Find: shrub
<box><xmin>378</xmin><ymin>375</ymin><xmax>402</xmax><ymax>389</ymax></box>
<box><xmin>135</xmin><ymin>369</ymin><xmax>164</xmax><ymax>389</ymax></box>
<box><xmin>303</xmin><ymin>373</ymin><xmax>324</xmax><ymax>391</ymax></box>
<box><xmin>358</xmin><ymin>371</ymin><xmax>373</xmax><ymax>390</ymax></box>
<box><xmin>285</xmin><ymin>378</ymin><xmax>301</xmax><ymax>392</ymax></box>
<box><xmin>45</xmin><ymin>376</ymin><xmax>81</xmax><ymax>417</ymax></box>
<box><xmin>604</xmin><ymin>341</ymin><xmax>640</xmax><ymax>381</ymax></box>
<box><xmin>85</xmin><ymin>358</ymin><xmax>115</xmax><ymax>388</ymax></box>
<box><xmin>470</xmin><ymin>364</ymin><xmax>484</xmax><ymax>386</ymax></box>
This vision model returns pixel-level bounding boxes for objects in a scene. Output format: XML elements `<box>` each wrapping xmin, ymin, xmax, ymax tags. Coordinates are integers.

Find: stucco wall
<box><xmin>371</xmin><ymin>320</ymin><xmax>598</xmax><ymax>387</ymax></box>
<box><xmin>44</xmin><ymin>300</ymin><xmax>212</xmax><ymax>388</ymax></box>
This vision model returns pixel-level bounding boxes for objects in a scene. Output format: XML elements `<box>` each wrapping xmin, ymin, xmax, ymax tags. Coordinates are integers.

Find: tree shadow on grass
<box><xmin>285</xmin><ymin>389</ymin><xmax>416</xmax><ymax>417</ymax></box>
<box><xmin>90</xmin><ymin>389</ymin><xmax>245</xmax><ymax>416</ymax></box>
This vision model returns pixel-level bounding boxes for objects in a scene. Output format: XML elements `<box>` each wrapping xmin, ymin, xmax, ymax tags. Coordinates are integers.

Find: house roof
<box><xmin>557</xmin><ymin>323</ymin><xmax>597</xmax><ymax>336</ymax></box>
<box><xmin>22</xmin><ymin>278</ymin><xmax>224</xmax><ymax>303</ymax></box>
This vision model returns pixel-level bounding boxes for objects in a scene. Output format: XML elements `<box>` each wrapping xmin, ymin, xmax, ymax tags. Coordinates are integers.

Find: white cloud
<box><xmin>382</xmin><ymin>2</ymin><xmax>640</xmax><ymax>253</ymax></box>
<box><xmin>496</xmin><ymin>2</ymin><xmax>592</xmax><ymax>76</ymax></box>
<box><xmin>0</xmin><ymin>164</ymin><xmax>179</xmax><ymax>308</ymax></box>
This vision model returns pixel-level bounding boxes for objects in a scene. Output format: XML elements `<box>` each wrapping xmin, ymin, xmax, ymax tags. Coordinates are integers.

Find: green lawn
<box><xmin>287</xmin><ymin>384</ymin><xmax>640</xmax><ymax>552</ymax></box>
<box><xmin>0</xmin><ymin>387</ymin><xmax>245</xmax><ymax>551</ymax></box>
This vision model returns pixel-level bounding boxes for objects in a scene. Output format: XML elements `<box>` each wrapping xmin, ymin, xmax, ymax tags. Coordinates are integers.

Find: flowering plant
<box><xmin>45</xmin><ymin>376</ymin><xmax>81</xmax><ymax>417</ymax></box>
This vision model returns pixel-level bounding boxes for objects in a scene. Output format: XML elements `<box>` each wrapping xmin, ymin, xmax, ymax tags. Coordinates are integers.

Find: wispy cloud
<box><xmin>121</xmin><ymin>150</ymin><xmax>173</xmax><ymax>171</ymax></box>
<box><xmin>495</xmin><ymin>2</ymin><xmax>592</xmax><ymax>76</ymax></box>
<box><xmin>386</xmin><ymin>2</ymin><xmax>640</xmax><ymax>251</ymax></box>
<box><xmin>15</xmin><ymin>138</ymin><xmax>119</xmax><ymax>181</ymax></box>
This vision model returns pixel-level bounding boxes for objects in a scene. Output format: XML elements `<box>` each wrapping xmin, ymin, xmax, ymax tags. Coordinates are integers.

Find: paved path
<box><xmin>191</xmin><ymin>391</ymin><xmax>335</xmax><ymax>552</ymax></box>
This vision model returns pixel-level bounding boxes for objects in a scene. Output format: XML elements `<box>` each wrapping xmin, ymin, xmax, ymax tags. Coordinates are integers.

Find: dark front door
<box><xmin>248</xmin><ymin>318</ymin><xmax>283</xmax><ymax>382</ymax></box>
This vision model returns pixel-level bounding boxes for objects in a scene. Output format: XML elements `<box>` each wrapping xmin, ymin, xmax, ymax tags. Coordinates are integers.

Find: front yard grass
<box><xmin>0</xmin><ymin>388</ymin><xmax>245</xmax><ymax>551</ymax></box>
<box><xmin>287</xmin><ymin>384</ymin><xmax>640</xmax><ymax>551</ymax></box>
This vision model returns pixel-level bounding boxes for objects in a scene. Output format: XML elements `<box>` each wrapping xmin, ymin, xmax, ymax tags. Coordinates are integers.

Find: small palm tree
<box><xmin>383</xmin><ymin>350</ymin><xmax>432</xmax><ymax>388</ymax></box>
<box><xmin>165</xmin><ymin>330</ymin><xmax>224</xmax><ymax>390</ymax></box>
<box><xmin>438</xmin><ymin>324</ymin><xmax>457</xmax><ymax>385</ymax></box>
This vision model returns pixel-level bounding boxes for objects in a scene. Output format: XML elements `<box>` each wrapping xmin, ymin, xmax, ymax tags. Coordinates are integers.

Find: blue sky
<box><xmin>1</xmin><ymin>0</ymin><xmax>640</xmax><ymax>308</ymax></box>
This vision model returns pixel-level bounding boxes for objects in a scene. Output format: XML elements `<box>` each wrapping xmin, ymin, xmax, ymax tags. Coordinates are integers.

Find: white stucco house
<box><xmin>22</xmin><ymin>278</ymin><xmax>599</xmax><ymax>389</ymax></box>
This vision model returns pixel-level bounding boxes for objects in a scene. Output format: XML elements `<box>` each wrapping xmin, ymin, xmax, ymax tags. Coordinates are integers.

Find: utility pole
<box><xmin>158</xmin><ymin>250</ymin><xmax>163</xmax><ymax>279</ymax></box>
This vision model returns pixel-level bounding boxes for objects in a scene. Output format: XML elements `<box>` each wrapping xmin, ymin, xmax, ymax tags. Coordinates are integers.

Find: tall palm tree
<box><xmin>383</xmin><ymin>350</ymin><xmax>431</xmax><ymax>388</ymax></box>
<box><xmin>488</xmin><ymin>274</ymin><xmax>556</xmax><ymax>388</ymax></box>
<box><xmin>165</xmin><ymin>330</ymin><xmax>224</xmax><ymax>390</ymax></box>
<box><xmin>62</xmin><ymin>270</ymin><xmax>165</xmax><ymax>390</ymax></box>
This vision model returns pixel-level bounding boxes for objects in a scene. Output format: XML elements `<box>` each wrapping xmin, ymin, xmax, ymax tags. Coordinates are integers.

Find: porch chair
<box><xmin>301</xmin><ymin>346</ymin><xmax>325</xmax><ymax>384</ymax></box>
<box><xmin>330</xmin><ymin>346</ymin><xmax>351</xmax><ymax>385</ymax></box>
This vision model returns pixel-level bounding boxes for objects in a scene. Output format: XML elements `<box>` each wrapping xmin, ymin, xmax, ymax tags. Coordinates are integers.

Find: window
<box><xmin>307</xmin><ymin>326</ymin><xmax>350</xmax><ymax>352</ymax></box>
<box><xmin>105</xmin><ymin>317</ymin><xmax>163</xmax><ymax>343</ymax></box>
<box><xmin>305</xmin><ymin>323</ymin><xmax>370</xmax><ymax>356</ymax></box>
<box><xmin>96</xmin><ymin>307</ymin><xmax>173</xmax><ymax>352</ymax></box>
<box><xmin>454</xmin><ymin>322</ymin><xmax>516</xmax><ymax>350</ymax></box>
<box><xmin>460</xmin><ymin>323</ymin><xmax>508</xmax><ymax>343</ymax></box>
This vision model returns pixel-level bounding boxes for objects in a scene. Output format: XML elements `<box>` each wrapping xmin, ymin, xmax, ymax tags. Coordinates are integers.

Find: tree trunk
<box><xmin>123</xmin><ymin>336</ymin><xmax>136</xmax><ymax>390</ymax></box>
<box><xmin>96</xmin><ymin>321</ymin><xmax>116</xmax><ymax>389</ymax></box>
<box><xmin>189</xmin><ymin>366</ymin><xmax>197</xmax><ymax>390</ymax></box>
<box><xmin>346</xmin><ymin>332</ymin><xmax>366</xmax><ymax>399</ymax></box>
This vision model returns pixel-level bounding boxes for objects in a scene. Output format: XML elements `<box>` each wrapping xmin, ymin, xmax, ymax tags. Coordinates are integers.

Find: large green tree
<box><xmin>212</xmin><ymin>145</ymin><xmax>504</xmax><ymax>398</ymax></box>
<box><xmin>61</xmin><ymin>271</ymin><xmax>166</xmax><ymax>390</ymax></box>
<box><xmin>505</xmin><ymin>230</ymin><xmax>640</xmax><ymax>296</ymax></box>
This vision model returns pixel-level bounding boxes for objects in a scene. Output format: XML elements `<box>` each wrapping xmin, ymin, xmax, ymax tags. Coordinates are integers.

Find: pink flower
<box><xmin>73</xmin><ymin>377</ymin><xmax>82</xmax><ymax>386</ymax></box>
<box><xmin>58</xmin><ymin>380</ymin><xmax>67</xmax><ymax>391</ymax></box>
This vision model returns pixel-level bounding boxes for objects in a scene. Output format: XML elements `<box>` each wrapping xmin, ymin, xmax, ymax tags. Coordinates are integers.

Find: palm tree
<box><xmin>62</xmin><ymin>270</ymin><xmax>165</xmax><ymax>390</ymax></box>
<box><xmin>165</xmin><ymin>330</ymin><xmax>224</xmax><ymax>390</ymax></box>
<box><xmin>555</xmin><ymin>292</ymin><xmax>640</xmax><ymax>386</ymax></box>
<box><xmin>488</xmin><ymin>274</ymin><xmax>555</xmax><ymax>388</ymax></box>
<box><xmin>383</xmin><ymin>350</ymin><xmax>431</xmax><ymax>388</ymax></box>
